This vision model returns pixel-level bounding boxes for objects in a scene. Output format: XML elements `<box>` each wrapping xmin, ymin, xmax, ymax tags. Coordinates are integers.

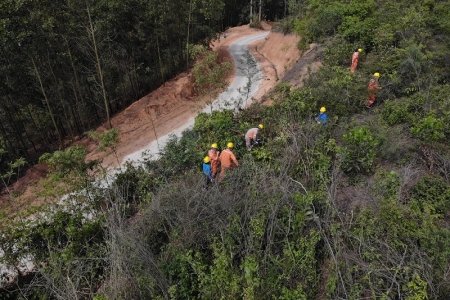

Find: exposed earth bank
<box><xmin>1</xmin><ymin>22</ymin><xmax>324</xmax><ymax>214</ymax></box>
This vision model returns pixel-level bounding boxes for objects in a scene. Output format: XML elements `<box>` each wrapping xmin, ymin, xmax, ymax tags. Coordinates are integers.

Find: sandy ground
<box><xmin>0</xmin><ymin>22</ymin><xmax>303</xmax><ymax>214</ymax></box>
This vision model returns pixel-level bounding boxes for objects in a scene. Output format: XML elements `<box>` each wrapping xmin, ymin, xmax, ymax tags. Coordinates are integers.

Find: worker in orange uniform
<box><xmin>208</xmin><ymin>143</ymin><xmax>220</xmax><ymax>180</ymax></box>
<box><xmin>245</xmin><ymin>124</ymin><xmax>263</xmax><ymax>150</ymax></box>
<box><xmin>365</xmin><ymin>72</ymin><xmax>382</xmax><ymax>108</ymax></box>
<box><xmin>350</xmin><ymin>48</ymin><xmax>363</xmax><ymax>73</ymax></box>
<box><xmin>218</xmin><ymin>142</ymin><xmax>239</xmax><ymax>182</ymax></box>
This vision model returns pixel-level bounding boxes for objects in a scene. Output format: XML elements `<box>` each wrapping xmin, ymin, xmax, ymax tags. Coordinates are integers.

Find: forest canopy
<box><xmin>0</xmin><ymin>0</ymin><xmax>292</xmax><ymax>174</ymax></box>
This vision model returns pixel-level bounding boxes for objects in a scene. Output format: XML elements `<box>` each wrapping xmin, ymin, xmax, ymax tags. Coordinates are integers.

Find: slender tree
<box><xmin>85</xmin><ymin>0</ymin><xmax>111</xmax><ymax>129</ymax></box>
<box><xmin>30</xmin><ymin>56</ymin><xmax>63</xmax><ymax>148</ymax></box>
<box><xmin>250</xmin><ymin>0</ymin><xmax>253</xmax><ymax>23</ymax></box>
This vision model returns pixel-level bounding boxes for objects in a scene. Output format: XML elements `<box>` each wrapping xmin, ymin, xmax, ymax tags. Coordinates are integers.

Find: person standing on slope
<box><xmin>316</xmin><ymin>106</ymin><xmax>328</xmax><ymax>124</ymax></box>
<box><xmin>218</xmin><ymin>142</ymin><xmax>239</xmax><ymax>182</ymax></box>
<box><xmin>365</xmin><ymin>72</ymin><xmax>382</xmax><ymax>108</ymax></box>
<box><xmin>350</xmin><ymin>48</ymin><xmax>363</xmax><ymax>73</ymax></box>
<box><xmin>202</xmin><ymin>156</ymin><xmax>213</xmax><ymax>189</ymax></box>
<box><xmin>245</xmin><ymin>124</ymin><xmax>264</xmax><ymax>150</ymax></box>
<box><xmin>208</xmin><ymin>143</ymin><xmax>220</xmax><ymax>180</ymax></box>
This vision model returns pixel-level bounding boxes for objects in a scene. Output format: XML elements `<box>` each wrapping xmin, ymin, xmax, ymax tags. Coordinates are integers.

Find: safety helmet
<box><xmin>211</xmin><ymin>143</ymin><xmax>218</xmax><ymax>149</ymax></box>
<box><xmin>203</xmin><ymin>156</ymin><xmax>211</xmax><ymax>163</ymax></box>
<box><xmin>358</xmin><ymin>48</ymin><xmax>363</xmax><ymax>52</ymax></box>
<box><xmin>373</xmin><ymin>72</ymin><xmax>380</xmax><ymax>77</ymax></box>
<box><xmin>258</xmin><ymin>124</ymin><xmax>264</xmax><ymax>129</ymax></box>
<box><xmin>227</xmin><ymin>142</ymin><xmax>234</xmax><ymax>148</ymax></box>
<box><xmin>320</xmin><ymin>106</ymin><xmax>326</xmax><ymax>113</ymax></box>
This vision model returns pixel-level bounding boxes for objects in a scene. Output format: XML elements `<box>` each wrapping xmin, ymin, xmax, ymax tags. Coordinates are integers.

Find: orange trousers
<box><xmin>366</xmin><ymin>93</ymin><xmax>376</xmax><ymax>107</ymax></box>
<box><xmin>218</xmin><ymin>166</ymin><xmax>232</xmax><ymax>183</ymax></box>
<box><xmin>211</xmin><ymin>161</ymin><xmax>218</xmax><ymax>179</ymax></box>
<box><xmin>350</xmin><ymin>59</ymin><xmax>358</xmax><ymax>73</ymax></box>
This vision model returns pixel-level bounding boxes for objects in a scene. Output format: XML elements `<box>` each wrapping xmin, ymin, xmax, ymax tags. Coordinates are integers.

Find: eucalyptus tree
<box><xmin>0</xmin><ymin>0</ymin><xmax>66</xmax><ymax>152</ymax></box>
<box><xmin>83</xmin><ymin>0</ymin><xmax>112</xmax><ymax>129</ymax></box>
<box><xmin>0</xmin><ymin>0</ymin><xmax>254</xmax><ymax>176</ymax></box>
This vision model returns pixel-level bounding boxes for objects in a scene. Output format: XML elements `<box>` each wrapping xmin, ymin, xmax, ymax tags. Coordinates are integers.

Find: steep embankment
<box><xmin>0</xmin><ymin>24</ymin><xmax>310</xmax><ymax>217</ymax></box>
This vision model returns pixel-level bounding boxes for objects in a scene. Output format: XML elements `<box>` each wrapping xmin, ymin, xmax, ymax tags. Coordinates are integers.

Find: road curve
<box><xmin>0</xmin><ymin>31</ymin><xmax>271</xmax><ymax>287</ymax></box>
<box><xmin>208</xmin><ymin>31</ymin><xmax>269</xmax><ymax>111</ymax></box>
<box><xmin>123</xmin><ymin>31</ymin><xmax>270</xmax><ymax>163</ymax></box>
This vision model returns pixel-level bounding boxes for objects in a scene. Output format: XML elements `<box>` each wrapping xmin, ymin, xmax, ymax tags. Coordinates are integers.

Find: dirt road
<box><xmin>123</xmin><ymin>31</ymin><xmax>270</xmax><ymax>164</ymax></box>
<box><xmin>0</xmin><ymin>22</ymin><xmax>303</xmax><ymax>211</ymax></box>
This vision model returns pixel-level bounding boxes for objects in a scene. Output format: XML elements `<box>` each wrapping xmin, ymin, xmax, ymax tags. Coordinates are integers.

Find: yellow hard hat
<box><xmin>258</xmin><ymin>124</ymin><xmax>264</xmax><ymax>129</ymax></box>
<box><xmin>211</xmin><ymin>143</ymin><xmax>218</xmax><ymax>149</ymax></box>
<box><xmin>374</xmin><ymin>72</ymin><xmax>380</xmax><ymax>77</ymax></box>
<box><xmin>203</xmin><ymin>156</ymin><xmax>211</xmax><ymax>163</ymax></box>
<box><xmin>358</xmin><ymin>48</ymin><xmax>363</xmax><ymax>52</ymax></box>
<box><xmin>320</xmin><ymin>106</ymin><xmax>326</xmax><ymax>113</ymax></box>
<box><xmin>227</xmin><ymin>142</ymin><xmax>234</xmax><ymax>148</ymax></box>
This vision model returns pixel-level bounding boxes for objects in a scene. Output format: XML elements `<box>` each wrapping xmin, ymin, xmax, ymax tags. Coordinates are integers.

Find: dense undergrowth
<box><xmin>2</xmin><ymin>0</ymin><xmax>450</xmax><ymax>299</ymax></box>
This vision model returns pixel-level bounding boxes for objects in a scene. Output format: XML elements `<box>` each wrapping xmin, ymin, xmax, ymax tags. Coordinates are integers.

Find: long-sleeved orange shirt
<box><xmin>350</xmin><ymin>51</ymin><xmax>359</xmax><ymax>73</ymax></box>
<box><xmin>352</xmin><ymin>51</ymin><xmax>359</xmax><ymax>64</ymax></box>
<box><xmin>208</xmin><ymin>148</ymin><xmax>219</xmax><ymax>163</ymax></box>
<box><xmin>245</xmin><ymin>128</ymin><xmax>259</xmax><ymax>140</ymax></box>
<box><xmin>219</xmin><ymin>148</ymin><xmax>238</xmax><ymax>168</ymax></box>
<box><xmin>368</xmin><ymin>78</ymin><xmax>381</xmax><ymax>91</ymax></box>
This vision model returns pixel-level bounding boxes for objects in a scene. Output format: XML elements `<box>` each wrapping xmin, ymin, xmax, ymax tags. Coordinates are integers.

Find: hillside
<box><xmin>0</xmin><ymin>23</ymin><xmax>304</xmax><ymax>214</ymax></box>
<box><xmin>2</xmin><ymin>1</ymin><xmax>450</xmax><ymax>299</ymax></box>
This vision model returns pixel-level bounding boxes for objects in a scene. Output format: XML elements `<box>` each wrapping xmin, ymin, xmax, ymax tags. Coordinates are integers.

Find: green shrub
<box><xmin>304</xmin><ymin>66</ymin><xmax>365</xmax><ymax>116</ymax></box>
<box><xmin>38</xmin><ymin>145</ymin><xmax>98</xmax><ymax>196</ymax></box>
<box><xmin>338</xmin><ymin>126</ymin><xmax>379</xmax><ymax>174</ymax></box>
<box><xmin>113</xmin><ymin>162</ymin><xmax>155</xmax><ymax>205</ymax></box>
<box><xmin>430</xmin><ymin>2</ymin><xmax>450</xmax><ymax>35</ymax></box>
<box><xmin>319</xmin><ymin>5</ymin><xmax>344</xmax><ymax>34</ymax></box>
<box><xmin>157</xmin><ymin>130</ymin><xmax>203</xmax><ymax>177</ymax></box>
<box><xmin>409</xmin><ymin>174</ymin><xmax>450</xmax><ymax>215</ymax></box>
<box><xmin>372</xmin><ymin>169</ymin><xmax>401</xmax><ymax>200</ymax></box>
<box><xmin>1</xmin><ymin>207</ymin><xmax>106</xmax><ymax>298</ymax></box>
<box><xmin>306</xmin><ymin>3</ymin><xmax>344</xmax><ymax>40</ymax></box>
<box><xmin>338</xmin><ymin>15</ymin><xmax>376</xmax><ymax>46</ymax></box>
<box><xmin>323</xmin><ymin>36</ymin><xmax>362</xmax><ymax>67</ymax></box>
<box><xmin>411</xmin><ymin>112</ymin><xmax>445</xmax><ymax>142</ymax></box>
<box><xmin>422</xmin><ymin>85</ymin><xmax>450</xmax><ymax>138</ymax></box>
<box><xmin>249</xmin><ymin>14</ymin><xmax>262</xmax><ymax>29</ymax></box>
<box><xmin>194</xmin><ymin>110</ymin><xmax>236</xmax><ymax>146</ymax></box>
<box><xmin>375</xmin><ymin>123</ymin><xmax>417</xmax><ymax>164</ymax></box>
<box><xmin>274</xmin><ymin>82</ymin><xmax>292</xmax><ymax>95</ymax></box>
<box><xmin>275</xmin><ymin>17</ymin><xmax>296</xmax><ymax>34</ymax></box>
<box><xmin>279</xmin><ymin>88</ymin><xmax>314</xmax><ymax>118</ymax></box>
<box><xmin>380</xmin><ymin>99</ymin><xmax>414</xmax><ymax>125</ymax></box>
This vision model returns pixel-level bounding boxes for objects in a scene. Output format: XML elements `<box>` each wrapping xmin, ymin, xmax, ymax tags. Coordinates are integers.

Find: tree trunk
<box><xmin>186</xmin><ymin>0</ymin><xmax>193</xmax><ymax>71</ymax></box>
<box><xmin>259</xmin><ymin>0</ymin><xmax>261</xmax><ymax>22</ymax></box>
<box><xmin>86</xmin><ymin>0</ymin><xmax>112</xmax><ymax>129</ymax></box>
<box><xmin>26</xmin><ymin>104</ymin><xmax>50</xmax><ymax>150</ymax></box>
<box><xmin>250</xmin><ymin>0</ymin><xmax>253</xmax><ymax>23</ymax></box>
<box><xmin>20</xmin><ymin>119</ymin><xmax>38</xmax><ymax>154</ymax></box>
<box><xmin>46</xmin><ymin>52</ymin><xmax>75</xmax><ymax>141</ymax></box>
<box><xmin>156</xmin><ymin>33</ymin><xmax>165</xmax><ymax>85</ymax></box>
<box><xmin>3</xmin><ymin>99</ymin><xmax>28</xmax><ymax>157</ymax></box>
<box><xmin>0</xmin><ymin>117</ymin><xmax>15</xmax><ymax>155</ymax></box>
<box><xmin>30</xmin><ymin>56</ymin><xmax>63</xmax><ymax>148</ymax></box>
<box><xmin>66</xmin><ymin>38</ymin><xmax>87</xmax><ymax>132</ymax></box>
